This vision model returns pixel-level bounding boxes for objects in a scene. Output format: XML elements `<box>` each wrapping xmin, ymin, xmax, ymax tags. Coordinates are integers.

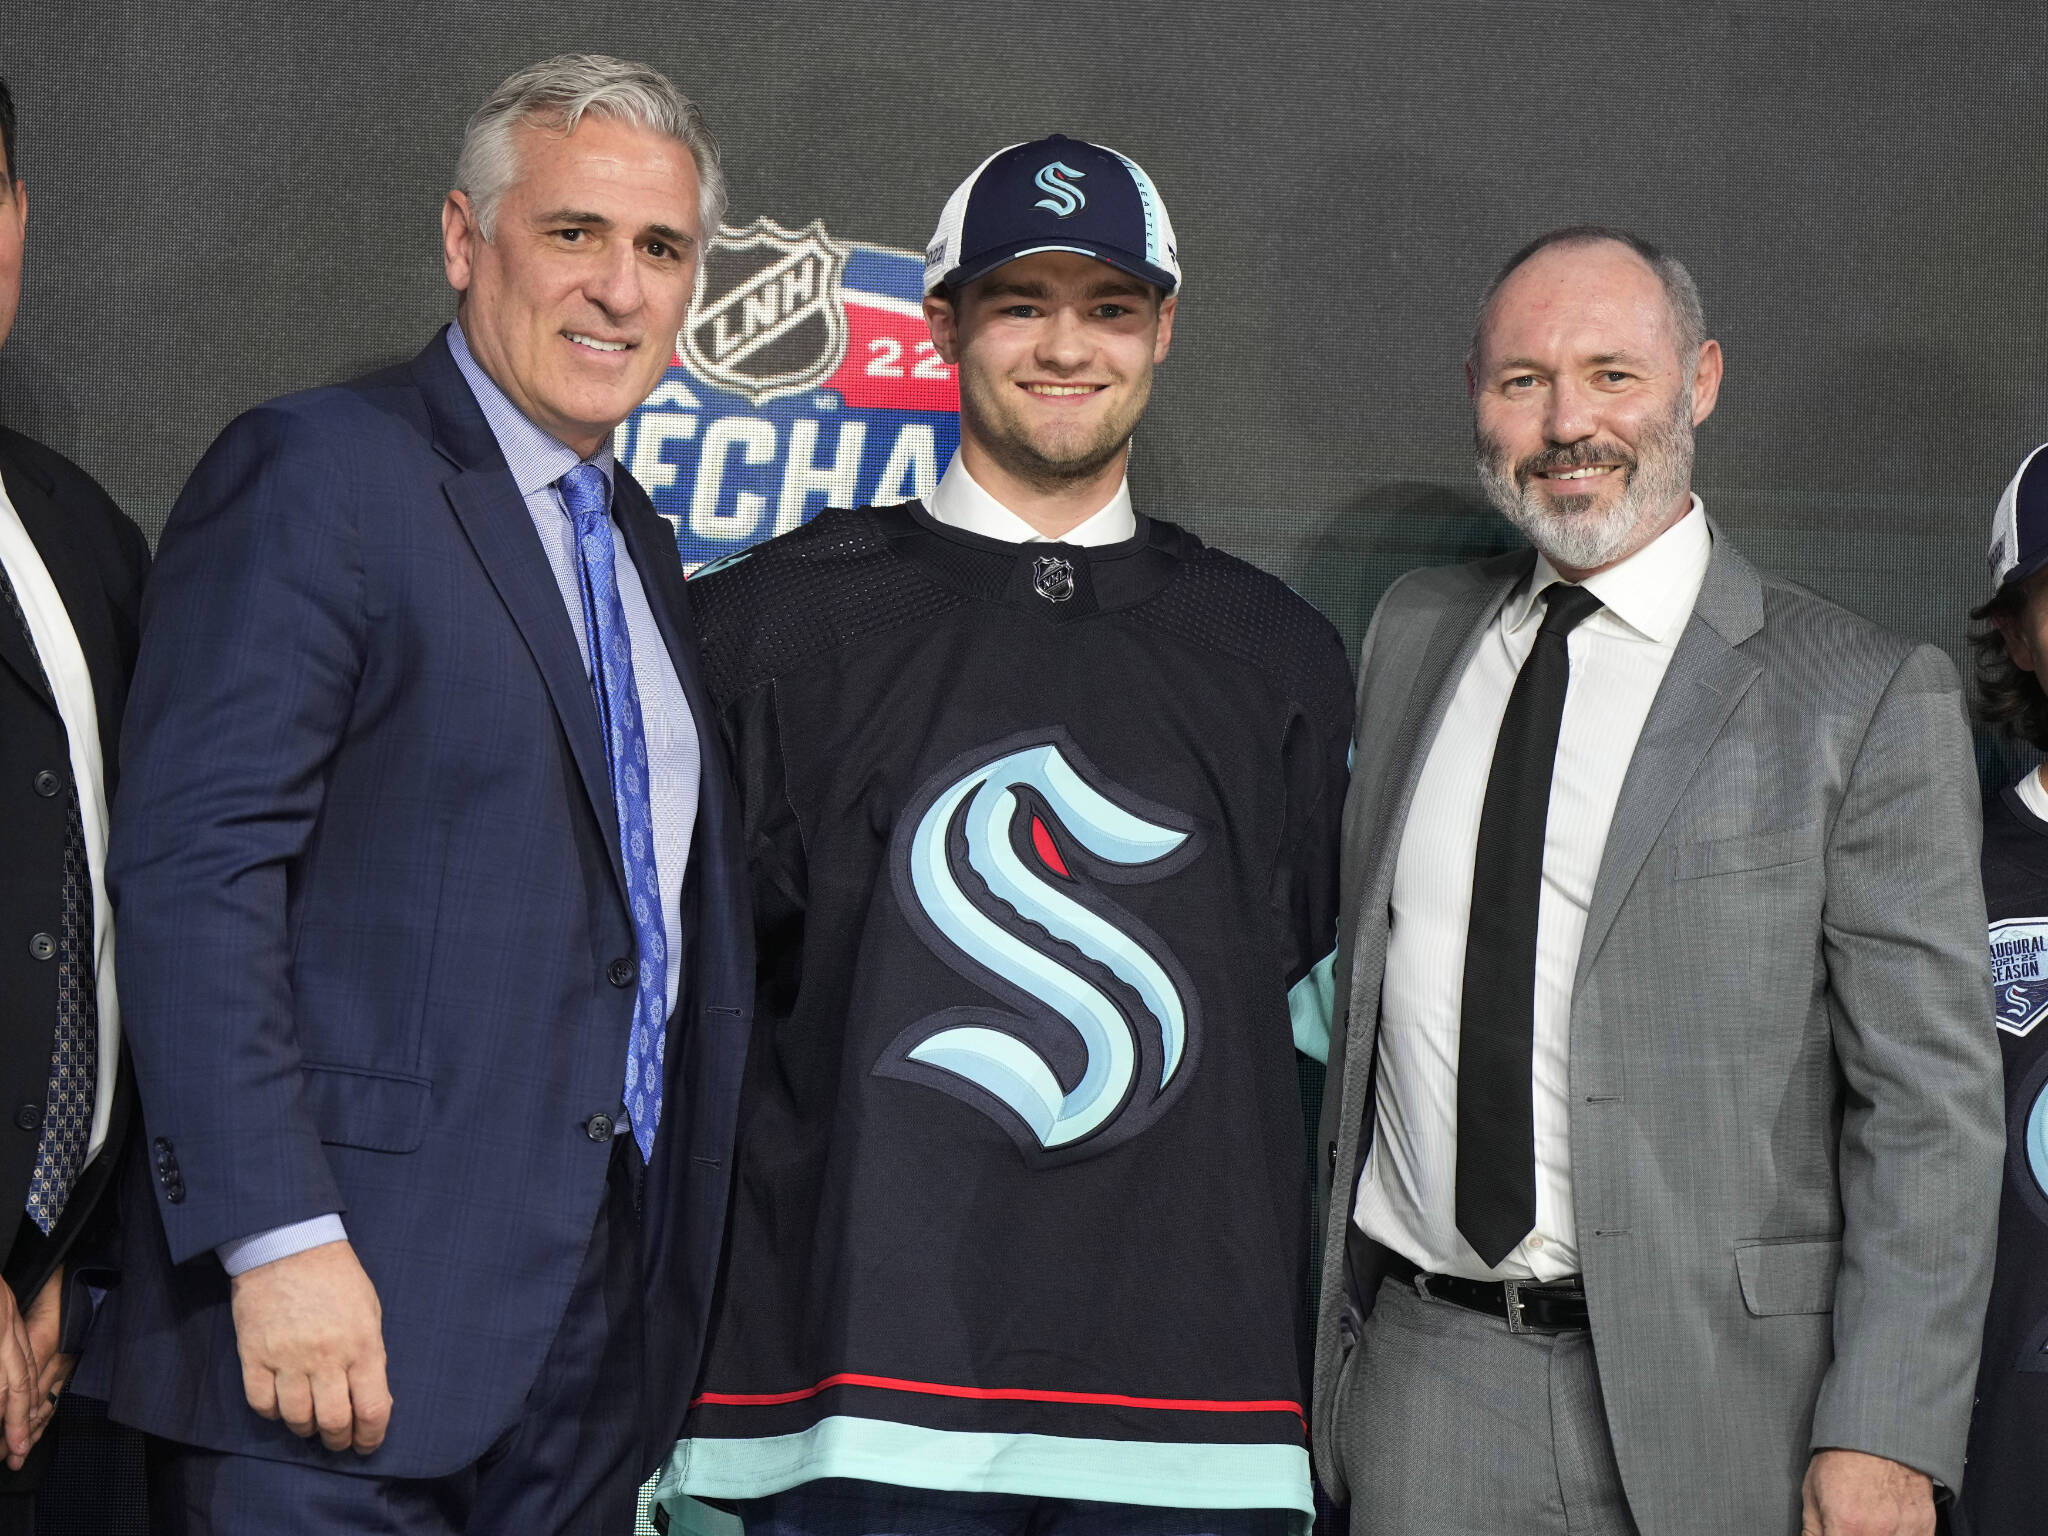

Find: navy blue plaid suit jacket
<box><xmin>98</xmin><ymin>330</ymin><xmax>752</xmax><ymax>1477</ymax></box>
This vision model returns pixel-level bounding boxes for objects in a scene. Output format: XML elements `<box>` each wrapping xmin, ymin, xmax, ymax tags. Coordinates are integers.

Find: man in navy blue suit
<box><xmin>100</xmin><ymin>54</ymin><xmax>752</xmax><ymax>1534</ymax></box>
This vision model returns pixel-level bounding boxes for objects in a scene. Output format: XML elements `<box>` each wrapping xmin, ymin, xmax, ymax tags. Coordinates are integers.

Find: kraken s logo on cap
<box><xmin>1032</xmin><ymin>161</ymin><xmax>1088</xmax><ymax>218</ymax></box>
<box><xmin>880</xmin><ymin>730</ymin><xmax>1204</xmax><ymax>1163</ymax></box>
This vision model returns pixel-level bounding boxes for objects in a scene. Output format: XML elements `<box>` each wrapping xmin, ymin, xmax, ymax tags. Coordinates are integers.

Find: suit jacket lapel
<box><xmin>415</xmin><ymin>333</ymin><xmax>626</xmax><ymax>895</ymax></box>
<box><xmin>0</xmin><ymin>444</ymin><xmax>130</xmax><ymax>770</ymax></box>
<box><xmin>1572</xmin><ymin>530</ymin><xmax>1766</xmax><ymax>994</ymax></box>
<box><xmin>1330</xmin><ymin>554</ymin><xmax>1527</xmax><ymax>1104</ymax></box>
<box><xmin>0</xmin><ymin>451</ymin><xmax>60</xmax><ymax>713</ymax></box>
<box><xmin>613</xmin><ymin>479</ymin><xmax>725</xmax><ymax>794</ymax></box>
<box><xmin>1362</xmin><ymin>557</ymin><xmax>1528</xmax><ymax>922</ymax></box>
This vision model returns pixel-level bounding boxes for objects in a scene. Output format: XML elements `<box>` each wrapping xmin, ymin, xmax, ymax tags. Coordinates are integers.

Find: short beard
<box><xmin>960</xmin><ymin>368</ymin><xmax>1153</xmax><ymax>495</ymax></box>
<box><xmin>1475</xmin><ymin>395</ymin><xmax>1695</xmax><ymax>572</ymax></box>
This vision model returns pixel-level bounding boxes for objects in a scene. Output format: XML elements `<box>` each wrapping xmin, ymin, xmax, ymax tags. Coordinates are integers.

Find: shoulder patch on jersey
<box><xmin>1992</xmin><ymin>917</ymin><xmax>2048</xmax><ymax>1037</ymax></box>
<box><xmin>687</xmin><ymin>505</ymin><xmax>966</xmax><ymax>708</ymax></box>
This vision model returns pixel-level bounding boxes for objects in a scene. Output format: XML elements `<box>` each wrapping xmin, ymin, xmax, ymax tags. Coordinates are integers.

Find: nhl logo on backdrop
<box><xmin>621</xmin><ymin>218</ymin><xmax>959</xmax><ymax>572</ymax></box>
<box><xmin>682</xmin><ymin>217</ymin><xmax>851</xmax><ymax>406</ymax></box>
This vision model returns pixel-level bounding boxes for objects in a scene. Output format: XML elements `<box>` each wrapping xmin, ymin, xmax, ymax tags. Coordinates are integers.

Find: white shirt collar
<box><xmin>925</xmin><ymin>454</ymin><xmax>1137</xmax><ymax>547</ymax></box>
<box><xmin>1504</xmin><ymin>495</ymin><xmax>1712</xmax><ymax>644</ymax></box>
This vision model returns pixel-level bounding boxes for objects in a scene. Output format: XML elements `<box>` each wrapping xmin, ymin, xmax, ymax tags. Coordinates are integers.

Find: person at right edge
<box><xmin>1959</xmin><ymin>442</ymin><xmax>2048</xmax><ymax>1536</ymax></box>
<box><xmin>1309</xmin><ymin>226</ymin><xmax>2002</xmax><ymax>1536</ymax></box>
<box><xmin>653</xmin><ymin>136</ymin><xmax>1353</xmax><ymax>1535</ymax></box>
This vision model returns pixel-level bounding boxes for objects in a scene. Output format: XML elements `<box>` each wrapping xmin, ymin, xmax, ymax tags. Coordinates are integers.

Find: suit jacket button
<box><xmin>27</xmin><ymin>933</ymin><xmax>54</xmax><ymax>962</ymax></box>
<box><xmin>32</xmin><ymin>771</ymin><xmax>60</xmax><ymax>798</ymax></box>
<box><xmin>13</xmin><ymin>1105</ymin><xmax>40</xmax><ymax>1132</ymax></box>
<box><xmin>606</xmin><ymin>958</ymin><xmax>635</xmax><ymax>988</ymax></box>
<box><xmin>585</xmin><ymin>1113</ymin><xmax>615</xmax><ymax>1142</ymax></box>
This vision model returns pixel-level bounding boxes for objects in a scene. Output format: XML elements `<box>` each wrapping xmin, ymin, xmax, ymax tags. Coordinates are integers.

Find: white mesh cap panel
<box><xmin>1990</xmin><ymin>443</ymin><xmax>2048</xmax><ymax>589</ymax></box>
<box><xmin>924</xmin><ymin>143</ymin><xmax>1021</xmax><ymax>293</ymax></box>
<box><xmin>1108</xmin><ymin>147</ymin><xmax>1181</xmax><ymax>291</ymax></box>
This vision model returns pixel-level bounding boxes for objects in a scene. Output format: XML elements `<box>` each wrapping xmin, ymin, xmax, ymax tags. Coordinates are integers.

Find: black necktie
<box><xmin>1455</xmin><ymin>581</ymin><xmax>1603</xmax><ymax>1268</ymax></box>
<box><xmin>0</xmin><ymin>562</ymin><xmax>98</xmax><ymax>1234</ymax></box>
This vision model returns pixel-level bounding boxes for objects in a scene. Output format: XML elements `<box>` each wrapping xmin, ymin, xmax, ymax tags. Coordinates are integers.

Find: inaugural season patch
<box><xmin>1991</xmin><ymin>917</ymin><xmax>2048</xmax><ymax>1037</ymax></box>
<box><xmin>615</xmin><ymin>220</ymin><xmax>960</xmax><ymax>572</ymax></box>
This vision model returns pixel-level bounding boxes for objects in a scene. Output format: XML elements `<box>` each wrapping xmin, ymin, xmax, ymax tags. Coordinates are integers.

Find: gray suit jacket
<box><xmin>1310</xmin><ymin>530</ymin><xmax>2003</xmax><ymax>1532</ymax></box>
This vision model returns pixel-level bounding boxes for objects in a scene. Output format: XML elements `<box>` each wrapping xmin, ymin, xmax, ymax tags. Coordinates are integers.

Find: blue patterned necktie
<box><xmin>0</xmin><ymin>563</ymin><xmax>98</xmax><ymax>1233</ymax></box>
<box><xmin>559</xmin><ymin>464</ymin><xmax>666</xmax><ymax>1159</ymax></box>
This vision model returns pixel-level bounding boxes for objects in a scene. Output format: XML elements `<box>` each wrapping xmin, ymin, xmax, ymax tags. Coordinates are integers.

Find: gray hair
<box><xmin>1469</xmin><ymin>225</ymin><xmax>1707</xmax><ymax>376</ymax></box>
<box><xmin>455</xmin><ymin>53</ymin><xmax>727</xmax><ymax>243</ymax></box>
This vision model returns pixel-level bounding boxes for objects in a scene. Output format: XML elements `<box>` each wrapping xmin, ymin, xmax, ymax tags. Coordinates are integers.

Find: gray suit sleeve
<box><xmin>1810</xmin><ymin>642</ymin><xmax>2001</xmax><ymax>1490</ymax></box>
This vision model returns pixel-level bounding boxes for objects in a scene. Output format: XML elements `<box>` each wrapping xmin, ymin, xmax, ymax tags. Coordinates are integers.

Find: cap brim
<box><xmin>2000</xmin><ymin>545</ymin><xmax>2048</xmax><ymax>595</ymax></box>
<box><xmin>934</xmin><ymin>241</ymin><xmax>1178</xmax><ymax>295</ymax></box>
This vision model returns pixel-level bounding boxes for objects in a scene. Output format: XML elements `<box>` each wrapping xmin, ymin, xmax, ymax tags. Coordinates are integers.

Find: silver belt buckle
<box><xmin>1502</xmin><ymin>1277</ymin><xmax>1534</xmax><ymax>1334</ymax></box>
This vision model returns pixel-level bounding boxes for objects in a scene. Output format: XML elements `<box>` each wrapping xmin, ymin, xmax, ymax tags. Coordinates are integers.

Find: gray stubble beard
<box><xmin>1475</xmin><ymin>393</ymin><xmax>1696</xmax><ymax>571</ymax></box>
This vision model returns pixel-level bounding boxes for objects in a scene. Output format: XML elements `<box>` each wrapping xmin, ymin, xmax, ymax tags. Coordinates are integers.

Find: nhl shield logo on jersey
<box><xmin>682</xmin><ymin>218</ymin><xmax>849</xmax><ymax>406</ymax></box>
<box><xmin>1991</xmin><ymin>917</ymin><xmax>2048</xmax><ymax>1036</ymax></box>
<box><xmin>616</xmin><ymin>219</ymin><xmax>960</xmax><ymax>572</ymax></box>
<box><xmin>1032</xmin><ymin>556</ymin><xmax>1075</xmax><ymax>602</ymax></box>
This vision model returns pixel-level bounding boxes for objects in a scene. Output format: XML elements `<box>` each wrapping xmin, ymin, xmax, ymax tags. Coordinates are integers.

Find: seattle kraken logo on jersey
<box><xmin>880</xmin><ymin>730</ymin><xmax>1204</xmax><ymax>1163</ymax></box>
<box><xmin>1033</xmin><ymin>162</ymin><xmax>1087</xmax><ymax>218</ymax></box>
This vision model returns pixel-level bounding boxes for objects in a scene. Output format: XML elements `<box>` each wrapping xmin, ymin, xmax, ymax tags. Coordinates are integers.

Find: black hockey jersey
<box><xmin>1962</xmin><ymin>783</ymin><xmax>2048</xmax><ymax>1536</ymax></box>
<box><xmin>655</xmin><ymin>501</ymin><xmax>1352</xmax><ymax>1525</ymax></box>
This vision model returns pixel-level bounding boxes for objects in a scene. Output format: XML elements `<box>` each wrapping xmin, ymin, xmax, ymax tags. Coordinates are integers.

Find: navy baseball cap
<box><xmin>1989</xmin><ymin>443</ymin><xmax>2048</xmax><ymax>592</ymax></box>
<box><xmin>924</xmin><ymin>134</ymin><xmax>1181</xmax><ymax>297</ymax></box>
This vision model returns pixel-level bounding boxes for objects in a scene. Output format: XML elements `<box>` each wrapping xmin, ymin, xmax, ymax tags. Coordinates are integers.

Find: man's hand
<box><xmin>228</xmin><ymin>1239</ymin><xmax>392</xmax><ymax>1454</ymax></box>
<box><xmin>0</xmin><ymin>1278</ymin><xmax>45</xmax><ymax>1471</ymax></box>
<box><xmin>1802</xmin><ymin>1449</ymin><xmax>1935</xmax><ymax>1536</ymax></box>
<box><xmin>20</xmin><ymin>1266</ymin><xmax>73</xmax><ymax>1455</ymax></box>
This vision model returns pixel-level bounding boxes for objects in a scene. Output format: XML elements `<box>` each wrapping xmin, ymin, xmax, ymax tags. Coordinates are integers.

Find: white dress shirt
<box><xmin>926</xmin><ymin>455</ymin><xmax>1136</xmax><ymax>546</ymax></box>
<box><xmin>1353</xmin><ymin>499</ymin><xmax>1712</xmax><ymax>1282</ymax></box>
<box><xmin>0</xmin><ymin>476</ymin><xmax>120</xmax><ymax>1165</ymax></box>
<box><xmin>2017</xmin><ymin>765</ymin><xmax>2048</xmax><ymax>822</ymax></box>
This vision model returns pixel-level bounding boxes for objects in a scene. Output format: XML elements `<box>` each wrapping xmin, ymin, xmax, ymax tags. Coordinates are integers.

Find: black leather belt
<box><xmin>1386</xmin><ymin>1254</ymin><xmax>1590</xmax><ymax>1333</ymax></box>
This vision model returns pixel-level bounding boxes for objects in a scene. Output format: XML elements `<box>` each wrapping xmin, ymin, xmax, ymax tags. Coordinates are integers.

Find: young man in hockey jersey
<box><xmin>1962</xmin><ymin>442</ymin><xmax>2048</xmax><ymax>1536</ymax></box>
<box><xmin>656</xmin><ymin>136</ymin><xmax>1352</xmax><ymax>1535</ymax></box>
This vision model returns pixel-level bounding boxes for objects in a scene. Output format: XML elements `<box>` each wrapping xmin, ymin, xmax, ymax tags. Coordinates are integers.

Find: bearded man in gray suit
<box><xmin>1311</xmin><ymin>227</ymin><xmax>2001</xmax><ymax>1536</ymax></box>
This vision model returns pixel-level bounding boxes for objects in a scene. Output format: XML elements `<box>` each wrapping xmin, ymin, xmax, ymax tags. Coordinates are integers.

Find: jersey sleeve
<box><xmin>718</xmin><ymin>681</ymin><xmax>808</xmax><ymax>1019</ymax></box>
<box><xmin>1271</xmin><ymin>638</ymin><xmax>1355</xmax><ymax>1065</ymax></box>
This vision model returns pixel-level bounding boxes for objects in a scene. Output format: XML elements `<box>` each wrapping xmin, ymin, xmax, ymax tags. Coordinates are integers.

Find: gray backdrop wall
<box><xmin>4</xmin><ymin>7</ymin><xmax>2041</xmax><ymax>1531</ymax></box>
<box><xmin>8</xmin><ymin>2</ymin><xmax>2045</xmax><ymax>749</ymax></box>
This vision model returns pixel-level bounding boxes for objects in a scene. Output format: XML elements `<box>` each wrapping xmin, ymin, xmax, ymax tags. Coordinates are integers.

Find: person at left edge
<box><xmin>99</xmin><ymin>53</ymin><xmax>751</xmax><ymax>1535</ymax></box>
<box><xmin>1960</xmin><ymin>442</ymin><xmax>2048</xmax><ymax>1536</ymax></box>
<box><xmin>0</xmin><ymin>73</ymin><xmax>150</xmax><ymax>1536</ymax></box>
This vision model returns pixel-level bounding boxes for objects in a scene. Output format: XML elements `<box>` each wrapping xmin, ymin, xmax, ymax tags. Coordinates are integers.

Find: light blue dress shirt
<box><xmin>218</xmin><ymin>322</ymin><xmax>701</xmax><ymax>1276</ymax></box>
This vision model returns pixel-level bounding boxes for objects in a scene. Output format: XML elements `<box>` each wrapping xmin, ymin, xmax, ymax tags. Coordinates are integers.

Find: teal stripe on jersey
<box><xmin>656</xmin><ymin>1416</ymin><xmax>1313</xmax><ymax>1532</ymax></box>
<box><xmin>661</xmin><ymin>1495</ymin><xmax>742</xmax><ymax>1536</ymax></box>
<box><xmin>1289</xmin><ymin>949</ymin><xmax>1337</xmax><ymax>1064</ymax></box>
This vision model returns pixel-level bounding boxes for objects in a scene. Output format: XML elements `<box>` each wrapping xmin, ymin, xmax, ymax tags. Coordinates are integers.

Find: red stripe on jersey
<box><xmin>692</xmin><ymin>1372</ymin><xmax>1307</xmax><ymax>1427</ymax></box>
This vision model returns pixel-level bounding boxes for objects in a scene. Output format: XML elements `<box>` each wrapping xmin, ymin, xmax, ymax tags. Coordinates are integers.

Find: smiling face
<box><xmin>443</xmin><ymin>114</ymin><xmax>700</xmax><ymax>458</ymax></box>
<box><xmin>925</xmin><ymin>250</ymin><xmax>1175</xmax><ymax>505</ymax></box>
<box><xmin>1470</xmin><ymin>238</ymin><xmax>1722</xmax><ymax>577</ymax></box>
<box><xmin>0</xmin><ymin>174</ymin><xmax>24</xmax><ymax>352</ymax></box>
